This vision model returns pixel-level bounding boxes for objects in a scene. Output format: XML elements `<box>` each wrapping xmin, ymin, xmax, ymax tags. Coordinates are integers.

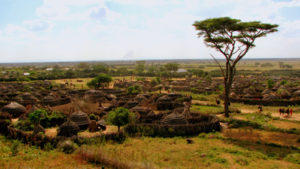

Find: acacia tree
<box><xmin>193</xmin><ymin>17</ymin><xmax>278</xmax><ymax>117</ymax></box>
<box><xmin>87</xmin><ymin>73</ymin><xmax>112</xmax><ymax>89</ymax></box>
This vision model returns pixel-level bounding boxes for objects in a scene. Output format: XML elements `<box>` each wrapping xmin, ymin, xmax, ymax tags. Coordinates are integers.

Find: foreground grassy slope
<box><xmin>80</xmin><ymin>134</ymin><xmax>299</xmax><ymax>169</ymax></box>
<box><xmin>0</xmin><ymin>136</ymin><xmax>95</xmax><ymax>169</ymax></box>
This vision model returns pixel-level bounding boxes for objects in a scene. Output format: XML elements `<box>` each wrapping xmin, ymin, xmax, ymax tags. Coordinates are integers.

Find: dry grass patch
<box><xmin>223</xmin><ymin>128</ymin><xmax>300</xmax><ymax>148</ymax></box>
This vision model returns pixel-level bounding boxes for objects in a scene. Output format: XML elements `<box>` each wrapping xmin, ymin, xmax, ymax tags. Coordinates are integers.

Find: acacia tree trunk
<box><xmin>224</xmin><ymin>83</ymin><xmax>230</xmax><ymax>117</ymax></box>
<box><xmin>223</xmin><ymin>62</ymin><xmax>235</xmax><ymax>117</ymax></box>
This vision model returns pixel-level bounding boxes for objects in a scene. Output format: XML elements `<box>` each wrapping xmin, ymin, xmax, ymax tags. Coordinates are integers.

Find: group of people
<box><xmin>279</xmin><ymin>107</ymin><xmax>293</xmax><ymax>117</ymax></box>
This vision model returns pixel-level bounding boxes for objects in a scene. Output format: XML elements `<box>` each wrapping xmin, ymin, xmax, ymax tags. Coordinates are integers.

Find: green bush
<box><xmin>127</xmin><ymin>85</ymin><xmax>141</xmax><ymax>95</ymax></box>
<box><xmin>44</xmin><ymin>142</ymin><xmax>53</xmax><ymax>151</ymax></box>
<box><xmin>19</xmin><ymin>109</ymin><xmax>67</xmax><ymax>129</ymax></box>
<box><xmin>29</xmin><ymin>109</ymin><xmax>47</xmax><ymax>125</ymax></box>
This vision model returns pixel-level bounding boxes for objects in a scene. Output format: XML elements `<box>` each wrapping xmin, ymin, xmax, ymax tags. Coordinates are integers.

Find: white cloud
<box><xmin>23</xmin><ymin>20</ymin><xmax>53</xmax><ymax>32</ymax></box>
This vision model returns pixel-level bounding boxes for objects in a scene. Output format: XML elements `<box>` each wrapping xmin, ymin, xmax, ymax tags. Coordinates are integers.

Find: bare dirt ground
<box><xmin>240</xmin><ymin>108</ymin><xmax>255</xmax><ymax>114</ymax></box>
<box><xmin>272</xmin><ymin>113</ymin><xmax>300</xmax><ymax>121</ymax></box>
<box><xmin>45</xmin><ymin>128</ymin><xmax>58</xmax><ymax>138</ymax></box>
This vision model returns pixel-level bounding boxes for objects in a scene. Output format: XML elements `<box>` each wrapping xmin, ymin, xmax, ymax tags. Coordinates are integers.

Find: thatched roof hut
<box><xmin>41</xmin><ymin>95</ymin><xmax>56</xmax><ymax>105</ymax></box>
<box><xmin>156</xmin><ymin>95</ymin><xmax>173</xmax><ymax>110</ymax></box>
<box><xmin>262</xmin><ymin>93</ymin><xmax>280</xmax><ymax>100</ymax></box>
<box><xmin>161</xmin><ymin>113</ymin><xmax>188</xmax><ymax>125</ymax></box>
<box><xmin>277</xmin><ymin>88</ymin><xmax>291</xmax><ymax>99</ymax></box>
<box><xmin>293</xmin><ymin>90</ymin><xmax>300</xmax><ymax>97</ymax></box>
<box><xmin>57</xmin><ymin>120</ymin><xmax>80</xmax><ymax>137</ymax></box>
<box><xmin>21</xmin><ymin>92</ymin><xmax>38</xmax><ymax>105</ymax></box>
<box><xmin>262</xmin><ymin>89</ymin><xmax>272</xmax><ymax>95</ymax></box>
<box><xmin>84</xmin><ymin>90</ymin><xmax>105</xmax><ymax>103</ymax></box>
<box><xmin>70</xmin><ymin>111</ymin><xmax>90</xmax><ymax>130</ymax></box>
<box><xmin>1</xmin><ymin>102</ymin><xmax>26</xmax><ymax>118</ymax></box>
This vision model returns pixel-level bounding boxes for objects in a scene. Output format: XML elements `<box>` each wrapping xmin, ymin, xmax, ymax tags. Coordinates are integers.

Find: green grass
<box><xmin>191</xmin><ymin>104</ymin><xmax>223</xmax><ymax>114</ymax></box>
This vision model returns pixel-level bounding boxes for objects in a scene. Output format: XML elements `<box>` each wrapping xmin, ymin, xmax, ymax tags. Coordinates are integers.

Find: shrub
<box><xmin>58</xmin><ymin>140</ymin><xmax>78</xmax><ymax>154</ymax></box>
<box><xmin>127</xmin><ymin>85</ymin><xmax>141</xmax><ymax>95</ymax></box>
<box><xmin>44</xmin><ymin>142</ymin><xmax>53</xmax><ymax>151</ymax></box>
<box><xmin>10</xmin><ymin>140</ymin><xmax>20</xmax><ymax>156</ymax></box>
<box><xmin>89</xmin><ymin>113</ymin><xmax>98</xmax><ymax>121</ymax></box>
<box><xmin>14</xmin><ymin>120</ymin><xmax>34</xmax><ymax>131</ymax></box>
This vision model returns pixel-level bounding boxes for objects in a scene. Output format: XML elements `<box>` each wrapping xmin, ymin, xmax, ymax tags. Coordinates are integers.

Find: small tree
<box><xmin>135</xmin><ymin>61</ymin><xmax>145</xmax><ymax>76</ymax></box>
<box><xmin>87</xmin><ymin>73</ymin><xmax>112</xmax><ymax>89</ymax></box>
<box><xmin>164</xmin><ymin>63</ymin><xmax>179</xmax><ymax>78</ymax></box>
<box><xmin>107</xmin><ymin>107</ymin><xmax>135</xmax><ymax>133</ymax></box>
<box><xmin>193</xmin><ymin>17</ymin><xmax>278</xmax><ymax>117</ymax></box>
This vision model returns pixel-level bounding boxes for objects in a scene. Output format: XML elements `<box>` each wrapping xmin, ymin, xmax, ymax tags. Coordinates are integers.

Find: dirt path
<box><xmin>192</xmin><ymin>100</ymin><xmax>212</xmax><ymax>105</ymax></box>
<box><xmin>240</xmin><ymin>108</ymin><xmax>254</xmax><ymax>114</ymax></box>
<box><xmin>272</xmin><ymin>113</ymin><xmax>300</xmax><ymax>121</ymax></box>
<box><xmin>240</xmin><ymin>108</ymin><xmax>300</xmax><ymax>122</ymax></box>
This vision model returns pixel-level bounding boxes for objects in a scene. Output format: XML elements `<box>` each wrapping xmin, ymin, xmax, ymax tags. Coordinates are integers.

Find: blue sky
<box><xmin>0</xmin><ymin>0</ymin><xmax>300</xmax><ymax>62</ymax></box>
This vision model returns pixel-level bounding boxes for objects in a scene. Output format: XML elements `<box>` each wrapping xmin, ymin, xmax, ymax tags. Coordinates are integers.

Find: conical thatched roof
<box><xmin>262</xmin><ymin>89</ymin><xmax>272</xmax><ymax>95</ymax></box>
<box><xmin>84</xmin><ymin>90</ymin><xmax>105</xmax><ymax>102</ymax></box>
<box><xmin>57</xmin><ymin>120</ymin><xmax>80</xmax><ymax>137</ymax></box>
<box><xmin>1</xmin><ymin>102</ymin><xmax>26</xmax><ymax>118</ymax></box>
<box><xmin>161</xmin><ymin>112</ymin><xmax>188</xmax><ymax>125</ymax></box>
<box><xmin>21</xmin><ymin>92</ymin><xmax>38</xmax><ymax>104</ymax></box>
<box><xmin>134</xmin><ymin>94</ymin><xmax>148</xmax><ymax>102</ymax></box>
<box><xmin>70</xmin><ymin>111</ymin><xmax>90</xmax><ymax>130</ymax></box>
<box><xmin>43</xmin><ymin>95</ymin><xmax>56</xmax><ymax>102</ymax></box>
<box><xmin>293</xmin><ymin>90</ymin><xmax>300</xmax><ymax>97</ymax></box>
<box><xmin>263</xmin><ymin>93</ymin><xmax>280</xmax><ymax>100</ymax></box>
<box><xmin>277</xmin><ymin>88</ymin><xmax>291</xmax><ymax>99</ymax></box>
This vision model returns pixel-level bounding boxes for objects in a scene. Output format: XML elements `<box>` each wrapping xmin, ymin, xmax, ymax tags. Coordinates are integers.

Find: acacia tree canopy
<box><xmin>193</xmin><ymin>17</ymin><xmax>278</xmax><ymax>67</ymax></box>
<box><xmin>87</xmin><ymin>73</ymin><xmax>112</xmax><ymax>89</ymax></box>
<box><xmin>193</xmin><ymin>17</ymin><xmax>278</xmax><ymax>117</ymax></box>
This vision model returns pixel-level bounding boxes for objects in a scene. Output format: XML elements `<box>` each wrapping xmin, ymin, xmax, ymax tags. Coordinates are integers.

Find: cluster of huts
<box><xmin>0</xmin><ymin>80</ymin><xmax>222</xmax><ymax>138</ymax></box>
